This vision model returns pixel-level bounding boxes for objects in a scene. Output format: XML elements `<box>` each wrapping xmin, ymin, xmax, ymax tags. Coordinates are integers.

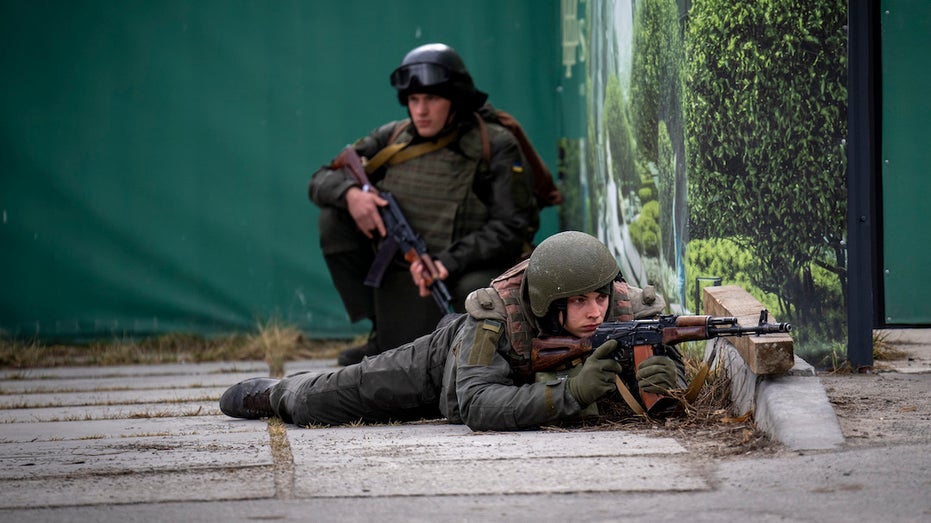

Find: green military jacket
<box><xmin>308</xmin><ymin>115</ymin><xmax>538</xmax><ymax>277</ymax></box>
<box><xmin>434</xmin><ymin>283</ymin><xmax>665</xmax><ymax>431</ymax></box>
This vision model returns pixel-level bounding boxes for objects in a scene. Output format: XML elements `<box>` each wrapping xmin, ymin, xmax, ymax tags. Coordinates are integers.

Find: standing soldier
<box><xmin>308</xmin><ymin>43</ymin><xmax>541</xmax><ymax>365</ymax></box>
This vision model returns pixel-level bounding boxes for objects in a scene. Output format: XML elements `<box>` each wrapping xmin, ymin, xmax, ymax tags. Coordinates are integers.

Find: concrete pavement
<box><xmin>0</xmin><ymin>341</ymin><xmax>929</xmax><ymax>522</ymax></box>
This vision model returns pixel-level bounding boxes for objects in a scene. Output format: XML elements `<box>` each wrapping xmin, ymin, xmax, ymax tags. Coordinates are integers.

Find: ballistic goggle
<box><xmin>390</xmin><ymin>62</ymin><xmax>453</xmax><ymax>90</ymax></box>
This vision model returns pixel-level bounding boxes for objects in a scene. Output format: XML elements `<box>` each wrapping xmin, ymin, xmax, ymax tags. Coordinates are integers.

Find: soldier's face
<box><xmin>407</xmin><ymin>93</ymin><xmax>452</xmax><ymax>138</ymax></box>
<box><xmin>561</xmin><ymin>291</ymin><xmax>610</xmax><ymax>338</ymax></box>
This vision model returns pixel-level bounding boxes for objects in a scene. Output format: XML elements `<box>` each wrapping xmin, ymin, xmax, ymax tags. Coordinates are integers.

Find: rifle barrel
<box><xmin>430</xmin><ymin>280</ymin><xmax>453</xmax><ymax>313</ymax></box>
<box><xmin>711</xmin><ymin>322</ymin><xmax>792</xmax><ymax>336</ymax></box>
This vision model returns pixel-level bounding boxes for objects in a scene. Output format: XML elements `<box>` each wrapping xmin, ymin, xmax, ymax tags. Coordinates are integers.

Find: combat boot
<box><xmin>337</xmin><ymin>334</ymin><xmax>381</xmax><ymax>366</ymax></box>
<box><xmin>219</xmin><ymin>377</ymin><xmax>279</xmax><ymax>419</ymax></box>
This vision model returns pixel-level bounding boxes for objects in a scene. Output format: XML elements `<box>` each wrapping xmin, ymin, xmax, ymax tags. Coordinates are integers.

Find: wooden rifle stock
<box><xmin>530</xmin><ymin>337</ymin><xmax>594</xmax><ymax>372</ymax></box>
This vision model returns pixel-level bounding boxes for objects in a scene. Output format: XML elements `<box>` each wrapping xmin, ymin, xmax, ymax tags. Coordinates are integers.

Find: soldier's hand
<box><xmin>566</xmin><ymin>339</ymin><xmax>622</xmax><ymax>406</ymax></box>
<box><xmin>636</xmin><ymin>356</ymin><xmax>678</xmax><ymax>394</ymax></box>
<box><xmin>409</xmin><ymin>258</ymin><xmax>448</xmax><ymax>297</ymax></box>
<box><xmin>345</xmin><ymin>186</ymin><xmax>388</xmax><ymax>239</ymax></box>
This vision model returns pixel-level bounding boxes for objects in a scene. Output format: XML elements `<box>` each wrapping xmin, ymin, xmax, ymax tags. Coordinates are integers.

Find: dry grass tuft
<box><xmin>825</xmin><ymin>330</ymin><xmax>909</xmax><ymax>374</ymax></box>
<box><xmin>872</xmin><ymin>330</ymin><xmax>909</xmax><ymax>361</ymax></box>
<box><xmin>249</xmin><ymin>319</ymin><xmax>301</xmax><ymax>378</ymax></box>
<box><xmin>0</xmin><ymin>325</ymin><xmax>354</xmax><ymax>370</ymax></box>
<box><xmin>555</xmin><ymin>351</ymin><xmax>776</xmax><ymax>457</ymax></box>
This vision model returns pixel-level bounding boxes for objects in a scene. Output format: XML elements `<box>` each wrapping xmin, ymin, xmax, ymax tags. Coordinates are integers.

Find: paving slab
<box><xmin>0</xmin><ymin>386</ymin><xmax>226</xmax><ymax>408</ymax></box>
<box><xmin>883</xmin><ymin>345</ymin><xmax>931</xmax><ymax>374</ymax></box>
<box><xmin>290</xmin><ymin>424</ymin><xmax>705</xmax><ymax>497</ymax></box>
<box><xmin>0</xmin><ymin>371</ymin><xmax>265</xmax><ymax>394</ymax></box>
<box><xmin>0</xmin><ymin>468</ymin><xmax>276</xmax><ymax>509</ymax></box>
<box><xmin>290</xmin><ymin>423</ymin><xmax>687</xmax><ymax>462</ymax></box>
<box><xmin>0</xmin><ymin>430</ymin><xmax>272</xmax><ymax>480</ymax></box>
<box><xmin>296</xmin><ymin>455</ymin><xmax>706</xmax><ymax>497</ymax></box>
<box><xmin>0</xmin><ymin>361</ymin><xmax>270</xmax><ymax>380</ymax></box>
<box><xmin>0</xmin><ymin>400</ymin><xmax>220</xmax><ymax>422</ymax></box>
<box><xmin>0</xmin><ymin>415</ymin><xmax>266</xmax><ymax>443</ymax></box>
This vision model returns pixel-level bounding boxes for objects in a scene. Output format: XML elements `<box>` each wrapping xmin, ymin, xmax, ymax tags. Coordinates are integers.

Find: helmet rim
<box><xmin>526</xmin><ymin>231</ymin><xmax>620</xmax><ymax>317</ymax></box>
<box><xmin>390</xmin><ymin>43</ymin><xmax>487</xmax><ymax>110</ymax></box>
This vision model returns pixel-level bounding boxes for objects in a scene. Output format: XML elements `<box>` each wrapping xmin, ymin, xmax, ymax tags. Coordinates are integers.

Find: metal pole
<box><xmin>846</xmin><ymin>0</ymin><xmax>879</xmax><ymax>369</ymax></box>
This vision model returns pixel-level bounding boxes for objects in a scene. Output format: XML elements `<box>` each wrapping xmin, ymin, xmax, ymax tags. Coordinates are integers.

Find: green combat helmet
<box><xmin>526</xmin><ymin>231</ymin><xmax>620</xmax><ymax>318</ymax></box>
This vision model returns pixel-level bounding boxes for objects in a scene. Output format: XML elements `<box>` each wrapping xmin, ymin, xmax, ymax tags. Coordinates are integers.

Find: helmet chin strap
<box><xmin>541</xmin><ymin>299</ymin><xmax>568</xmax><ymax>335</ymax></box>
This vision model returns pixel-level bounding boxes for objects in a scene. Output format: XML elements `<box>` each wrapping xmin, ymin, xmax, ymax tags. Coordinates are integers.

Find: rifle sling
<box><xmin>614</xmin><ymin>365</ymin><xmax>708</xmax><ymax>416</ymax></box>
<box><xmin>613</xmin><ymin>364</ymin><xmax>709</xmax><ymax>417</ymax></box>
<box><xmin>684</xmin><ymin>363</ymin><xmax>710</xmax><ymax>404</ymax></box>
<box><xmin>614</xmin><ymin>375</ymin><xmax>645</xmax><ymax>416</ymax></box>
<box><xmin>684</xmin><ymin>340</ymin><xmax>719</xmax><ymax>403</ymax></box>
<box><xmin>363</xmin><ymin>236</ymin><xmax>400</xmax><ymax>288</ymax></box>
<box><xmin>364</xmin><ymin>130</ymin><xmax>458</xmax><ymax>175</ymax></box>
<box><xmin>364</xmin><ymin>142</ymin><xmax>408</xmax><ymax>174</ymax></box>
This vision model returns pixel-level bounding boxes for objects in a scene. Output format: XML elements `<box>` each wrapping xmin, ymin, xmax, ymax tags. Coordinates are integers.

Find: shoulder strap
<box><xmin>365</xmin><ymin>141</ymin><xmax>408</xmax><ymax>175</ymax></box>
<box><xmin>365</xmin><ymin>121</ymin><xmax>411</xmax><ymax>174</ymax></box>
<box><xmin>473</xmin><ymin>113</ymin><xmax>491</xmax><ymax>167</ymax></box>
<box><xmin>490</xmin><ymin>259</ymin><xmax>535</xmax><ymax>376</ymax></box>
<box><xmin>388</xmin><ymin>120</ymin><xmax>410</xmax><ymax>143</ymax></box>
<box><xmin>364</xmin><ymin>121</ymin><xmax>457</xmax><ymax>175</ymax></box>
<box><xmin>386</xmin><ymin>131</ymin><xmax>457</xmax><ymax>166</ymax></box>
<box><xmin>494</xmin><ymin>110</ymin><xmax>562</xmax><ymax>207</ymax></box>
<box><xmin>473</xmin><ymin>109</ymin><xmax>563</xmax><ymax>208</ymax></box>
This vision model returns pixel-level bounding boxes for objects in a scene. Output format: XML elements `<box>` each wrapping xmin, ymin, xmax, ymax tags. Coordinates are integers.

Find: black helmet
<box><xmin>390</xmin><ymin>43</ymin><xmax>488</xmax><ymax>111</ymax></box>
<box><xmin>526</xmin><ymin>231</ymin><xmax>620</xmax><ymax>318</ymax></box>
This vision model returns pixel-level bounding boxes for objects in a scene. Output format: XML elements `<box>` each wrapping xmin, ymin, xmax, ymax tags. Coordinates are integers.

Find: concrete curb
<box><xmin>716</xmin><ymin>339</ymin><xmax>845</xmax><ymax>450</ymax></box>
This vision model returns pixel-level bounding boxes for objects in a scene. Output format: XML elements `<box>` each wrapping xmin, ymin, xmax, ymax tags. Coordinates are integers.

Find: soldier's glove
<box><xmin>566</xmin><ymin>339</ymin><xmax>622</xmax><ymax>407</ymax></box>
<box><xmin>636</xmin><ymin>355</ymin><xmax>679</xmax><ymax>394</ymax></box>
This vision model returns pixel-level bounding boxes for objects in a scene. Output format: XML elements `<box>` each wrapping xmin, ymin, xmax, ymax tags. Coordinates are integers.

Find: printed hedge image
<box><xmin>559</xmin><ymin>0</ymin><xmax>847</xmax><ymax>361</ymax></box>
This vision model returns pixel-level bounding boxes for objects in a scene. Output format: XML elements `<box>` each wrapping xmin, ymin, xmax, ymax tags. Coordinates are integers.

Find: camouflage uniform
<box><xmin>268</xmin><ymin>270</ymin><xmax>664</xmax><ymax>431</ymax></box>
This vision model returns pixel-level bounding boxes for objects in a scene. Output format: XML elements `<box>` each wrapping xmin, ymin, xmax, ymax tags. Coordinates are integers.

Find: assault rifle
<box><xmin>531</xmin><ymin>310</ymin><xmax>791</xmax><ymax>415</ymax></box>
<box><xmin>333</xmin><ymin>146</ymin><xmax>453</xmax><ymax>314</ymax></box>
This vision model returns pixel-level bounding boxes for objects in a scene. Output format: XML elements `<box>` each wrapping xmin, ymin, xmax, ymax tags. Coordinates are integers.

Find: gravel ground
<box><xmin>821</xmin><ymin>331</ymin><xmax>931</xmax><ymax>448</ymax></box>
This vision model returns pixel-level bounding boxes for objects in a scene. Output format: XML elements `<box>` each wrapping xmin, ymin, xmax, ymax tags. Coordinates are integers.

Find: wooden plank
<box><xmin>702</xmin><ymin>285</ymin><xmax>794</xmax><ymax>375</ymax></box>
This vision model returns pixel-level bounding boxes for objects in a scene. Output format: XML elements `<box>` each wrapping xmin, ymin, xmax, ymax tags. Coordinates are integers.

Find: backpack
<box><xmin>368</xmin><ymin>104</ymin><xmax>562</xmax><ymax>208</ymax></box>
<box><xmin>475</xmin><ymin>105</ymin><xmax>562</xmax><ymax>208</ymax></box>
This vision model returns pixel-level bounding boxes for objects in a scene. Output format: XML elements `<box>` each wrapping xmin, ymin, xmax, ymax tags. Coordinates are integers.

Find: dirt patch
<box><xmin>820</xmin><ymin>371</ymin><xmax>931</xmax><ymax>447</ymax></box>
<box><xmin>820</xmin><ymin>333</ymin><xmax>931</xmax><ymax>448</ymax></box>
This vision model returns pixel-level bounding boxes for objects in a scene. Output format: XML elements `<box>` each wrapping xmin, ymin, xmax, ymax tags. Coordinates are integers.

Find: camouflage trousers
<box><xmin>268</xmin><ymin>334</ymin><xmax>451</xmax><ymax>426</ymax></box>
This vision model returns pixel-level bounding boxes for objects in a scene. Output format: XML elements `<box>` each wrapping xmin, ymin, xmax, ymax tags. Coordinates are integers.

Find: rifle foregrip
<box><xmin>530</xmin><ymin>337</ymin><xmax>593</xmax><ymax>372</ymax></box>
